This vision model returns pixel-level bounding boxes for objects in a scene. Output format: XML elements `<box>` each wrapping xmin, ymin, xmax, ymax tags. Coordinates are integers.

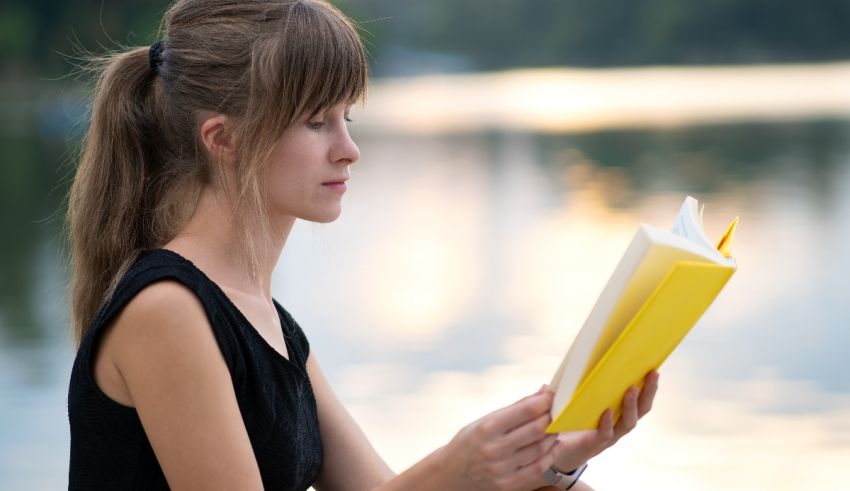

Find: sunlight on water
<box><xmin>356</xmin><ymin>168</ymin><xmax>486</xmax><ymax>343</ymax></box>
<box><xmin>359</xmin><ymin>63</ymin><xmax>850</xmax><ymax>134</ymax></box>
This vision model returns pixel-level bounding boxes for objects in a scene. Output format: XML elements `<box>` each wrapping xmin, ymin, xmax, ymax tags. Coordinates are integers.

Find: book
<box><xmin>547</xmin><ymin>196</ymin><xmax>738</xmax><ymax>433</ymax></box>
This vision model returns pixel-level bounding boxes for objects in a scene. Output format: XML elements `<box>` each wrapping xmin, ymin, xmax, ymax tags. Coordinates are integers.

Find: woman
<box><xmin>66</xmin><ymin>1</ymin><xmax>659</xmax><ymax>489</ymax></box>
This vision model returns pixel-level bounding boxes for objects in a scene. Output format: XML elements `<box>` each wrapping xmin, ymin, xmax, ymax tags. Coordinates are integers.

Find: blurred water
<box><xmin>1</xmin><ymin>79</ymin><xmax>850</xmax><ymax>489</ymax></box>
<box><xmin>277</xmin><ymin>123</ymin><xmax>850</xmax><ymax>490</ymax></box>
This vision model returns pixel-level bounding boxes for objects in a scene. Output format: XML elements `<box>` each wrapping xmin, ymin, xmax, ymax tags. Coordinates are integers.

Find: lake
<box><xmin>1</xmin><ymin>64</ymin><xmax>848</xmax><ymax>490</ymax></box>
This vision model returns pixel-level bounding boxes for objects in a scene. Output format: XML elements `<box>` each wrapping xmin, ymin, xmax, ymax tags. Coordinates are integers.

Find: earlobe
<box><xmin>199</xmin><ymin>114</ymin><xmax>236</xmax><ymax>162</ymax></box>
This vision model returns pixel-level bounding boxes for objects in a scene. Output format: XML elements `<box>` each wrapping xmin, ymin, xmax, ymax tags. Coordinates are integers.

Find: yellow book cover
<box><xmin>547</xmin><ymin>196</ymin><xmax>738</xmax><ymax>433</ymax></box>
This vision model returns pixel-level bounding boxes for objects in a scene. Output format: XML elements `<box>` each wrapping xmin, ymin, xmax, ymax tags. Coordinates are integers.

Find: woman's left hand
<box><xmin>548</xmin><ymin>370</ymin><xmax>660</xmax><ymax>474</ymax></box>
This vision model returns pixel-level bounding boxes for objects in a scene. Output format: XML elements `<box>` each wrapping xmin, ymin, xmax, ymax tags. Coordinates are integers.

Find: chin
<box><xmin>302</xmin><ymin>206</ymin><xmax>343</xmax><ymax>224</ymax></box>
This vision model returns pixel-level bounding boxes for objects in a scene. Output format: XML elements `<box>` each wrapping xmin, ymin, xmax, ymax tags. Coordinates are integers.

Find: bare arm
<box><xmin>308</xmin><ymin>354</ymin><xmax>559</xmax><ymax>491</ymax></box>
<box><xmin>309</xmin><ymin>359</ymin><xmax>660</xmax><ymax>491</ymax></box>
<box><xmin>108</xmin><ymin>281</ymin><xmax>265</xmax><ymax>491</ymax></box>
<box><xmin>308</xmin><ymin>354</ymin><xmax>395</xmax><ymax>490</ymax></box>
<box><xmin>308</xmin><ymin>354</ymin><xmax>452</xmax><ymax>490</ymax></box>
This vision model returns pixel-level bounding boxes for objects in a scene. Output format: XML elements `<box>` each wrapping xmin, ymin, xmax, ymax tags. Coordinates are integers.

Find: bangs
<box><xmin>279</xmin><ymin>1</ymin><xmax>369</xmax><ymax>121</ymax></box>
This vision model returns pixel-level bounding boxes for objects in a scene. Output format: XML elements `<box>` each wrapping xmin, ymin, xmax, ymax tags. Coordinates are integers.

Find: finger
<box><xmin>613</xmin><ymin>386</ymin><xmax>639</xmax><ymax>439</ymax></box>
<box><xmin>596</xmin><ymin>408</ymin><xmax>615</xmax><ymax>443</ymax></box>
<box><xmin>509</xmin><ymin>433</ymin><xmax>558</xmax><ymax>469</ymax></box>
<box><xmin>486</xmin><ymin>391</ymin><xmax>553</xmax><ymax>436</ymax></box>
<box><xmin>499</xmin><ymin>411</ymin><xmax>552</xmax><ymax>453</ymax></box>
<box><xmin>637</xmin><ymin>371</ymin><xmax>660</xmax><ymax>417</ymax></box>
<box><xmin>549</xmin><ymin>410</ymin><xmax>617</xmax><ymax>471</ymax></box>
<box><xmin>499</xmin><ymin>440</ymin><xmax>558</xmax><ymax>490</ymax></box>
<box><xmin>599</xmin><ymin>408</ymin><xmax>614</xmax><ymax>431</ymax></box>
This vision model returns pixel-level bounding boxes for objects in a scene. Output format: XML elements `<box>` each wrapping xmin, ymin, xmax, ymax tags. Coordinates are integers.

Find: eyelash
<box><xmin>307</xmin><ymin>117</ymin><xmax>353</xmax><ymax>130</ymax></box>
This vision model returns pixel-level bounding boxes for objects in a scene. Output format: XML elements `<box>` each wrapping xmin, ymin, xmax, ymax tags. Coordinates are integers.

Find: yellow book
<box><xmin>547</xmin><ymin>196</ymin><xmax>738</xmax><ymax>433</ymax></box>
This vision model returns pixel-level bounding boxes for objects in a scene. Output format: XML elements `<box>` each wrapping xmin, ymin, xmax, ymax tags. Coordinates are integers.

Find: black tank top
<box><xmin>67</xmin><ymin>249</ymin><xmax>323</xmax><ymax>490</ymax></box>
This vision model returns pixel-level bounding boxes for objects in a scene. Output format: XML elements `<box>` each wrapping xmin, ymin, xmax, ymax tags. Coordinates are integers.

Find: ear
<box><xmin>199</xmin><ymin>113</ymin><xmax>236</xmax><ymax>164</ymax></box>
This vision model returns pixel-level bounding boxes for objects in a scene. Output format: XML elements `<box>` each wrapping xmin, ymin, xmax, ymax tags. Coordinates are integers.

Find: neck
<box><xmin>164</xmin><ymin>187</ymin><xmax>295</xmax><ymax>302</ymax></box>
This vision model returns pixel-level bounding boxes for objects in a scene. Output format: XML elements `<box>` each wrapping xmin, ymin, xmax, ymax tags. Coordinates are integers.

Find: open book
<box><xmin>547</xmin><ymin>196</ymin><xmax>738</xmax><ymax>433</ymax></box>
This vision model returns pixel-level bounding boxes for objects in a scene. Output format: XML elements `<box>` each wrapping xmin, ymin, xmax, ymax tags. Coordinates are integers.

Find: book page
<box><xmin>671</xmin><ymin>196</ymin><xmax>716</xmax><ymax>251</ymax></box>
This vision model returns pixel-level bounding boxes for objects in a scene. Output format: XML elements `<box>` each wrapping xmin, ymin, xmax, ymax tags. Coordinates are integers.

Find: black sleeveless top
<box><xmin>67</xmin><ymin>249</ymin><xmax>323</xmax><ymax>490</ymax></box>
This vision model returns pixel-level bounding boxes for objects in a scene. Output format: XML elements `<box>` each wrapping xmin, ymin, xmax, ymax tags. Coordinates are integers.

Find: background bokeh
<box><xmin>2</xmin><ymin>1</ymin><xmax>849</xmax><ymax>489</ymax></box>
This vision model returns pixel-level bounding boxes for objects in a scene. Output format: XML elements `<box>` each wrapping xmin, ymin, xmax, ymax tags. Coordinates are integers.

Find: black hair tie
<box><xmin>149</xmin><ymin>40</ymin><xmax>165</xmax><ymax>73</ymax></box>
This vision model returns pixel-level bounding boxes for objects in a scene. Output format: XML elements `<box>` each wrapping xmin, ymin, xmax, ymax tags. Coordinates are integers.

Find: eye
<box><xmin>307</xmin><ymin>121</ymin><xmax>325</xmax><ymax>130</ymax></box>
<box><xmin>344</xmin><ymin>116</ymin><xmax>353</xmax><ymax>123</ymax></box>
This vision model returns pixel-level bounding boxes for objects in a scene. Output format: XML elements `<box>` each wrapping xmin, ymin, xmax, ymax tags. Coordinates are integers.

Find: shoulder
<box><xmin>110</xmin><ymin>279</ymin><xmax>213</xmax><ymax>353</ymax></box>
<box><xmin>91</xmin><ymin>249</ymin><xmax>228</xmax><ymax>385</ymax></box>
<box><xmin>91</xmin><ymin>277</ymin><xmax>230</xmax><ymax>407</ymax></box>
<box><xmin>105</xmin><ymin>280</ymin><xmax>225</xmax><ymax>396</ymax></box>
<box><xmin>116</xmin><ymin>280</ymin><xmax>208</xmax><ymax>336</ymax></box>
<box><xmin>125</xmin><ymin>279</ymin><xmax>205</xmax><ymax>316</ymax></box>
<box><xmin>101</xmin><ymin>280</ymin><xmax>265</xmax><ymax>489</ymax></box>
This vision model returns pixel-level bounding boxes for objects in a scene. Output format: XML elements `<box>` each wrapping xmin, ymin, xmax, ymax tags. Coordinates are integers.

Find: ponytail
<box><xmin>68</xmin><ymin>47</ymin><xmax>160</xmax><ymax>346</ymax></box>
<box><xmin>67</xmin><ymin>0</ymin><xmax>369</xmax><ymax>347</ymax></box>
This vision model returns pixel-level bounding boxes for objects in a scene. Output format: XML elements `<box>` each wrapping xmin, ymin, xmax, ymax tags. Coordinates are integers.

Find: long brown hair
<box><xmin>68</xmin><ymin>0</ymin><xmax>368</xmax><ymax>346</ymax></box>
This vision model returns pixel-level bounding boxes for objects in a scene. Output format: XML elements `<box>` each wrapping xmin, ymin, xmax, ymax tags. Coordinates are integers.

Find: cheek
<box><xmin>266</xmin><ymin>164</ymin><xmax>299</xmax><ymax>200</ymax></box>
<box><xmin>264</xmin><ymin>155</ymin><xmax>313</xmax><ymax>208</ymax></box>
<box><xmin>267</xmin><ymin>147</ymin><xmax>300</xmax><ymax>183</ymax></box>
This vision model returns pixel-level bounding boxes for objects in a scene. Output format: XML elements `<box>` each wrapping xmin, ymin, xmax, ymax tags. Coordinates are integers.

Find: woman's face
<box><xmin>263</xmin><ymin>102</ymin><xmax>360</xmax><ymax>224</ymax></box>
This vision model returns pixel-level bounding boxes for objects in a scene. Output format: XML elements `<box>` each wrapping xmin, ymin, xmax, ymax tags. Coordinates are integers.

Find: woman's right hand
<box><xmin>437</xmin><ymin>387</ymin><xmax>558</xmax><ymax>491</ymax></box>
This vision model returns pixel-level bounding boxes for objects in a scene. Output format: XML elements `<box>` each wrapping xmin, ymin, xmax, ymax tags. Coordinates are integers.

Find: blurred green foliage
<box><xmin>381</xmin><ymin>0</ymin><xmax>850</xmax><ymax>70</ymax></box>
<box><xmin>2</xmin><ymin>0</ymin><xmax>849</xmax><ymax>79</ymax></box>
<box><xmin>1</xmin><ymin>0</ymin><xmax>165</xmax><ymax>79</ymax></box>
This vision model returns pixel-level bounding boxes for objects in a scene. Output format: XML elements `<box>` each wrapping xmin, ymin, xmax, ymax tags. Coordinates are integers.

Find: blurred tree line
<box><xmin>346</xmin><ymin>0</ymin><xmax>850</xmax><ymax>74</ymax></box>
<box><xmin>2</xmin><ymin>0</ymin><xmax>849</xmax><ymax>79</ymax></box>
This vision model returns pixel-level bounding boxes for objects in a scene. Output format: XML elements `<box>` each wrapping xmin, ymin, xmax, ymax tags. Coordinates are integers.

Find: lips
<box><xmin>321</xmin><ymin>178</ymin><xmax>348</xmax><ymax>192</ymax></box>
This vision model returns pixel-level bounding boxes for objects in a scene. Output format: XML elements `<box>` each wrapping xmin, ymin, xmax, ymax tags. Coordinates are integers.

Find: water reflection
<box><xmin>2</xmin><ymin>102</ymin><xmax>849</xmax><ymax>488</ymax></box>
<box><xmin>277</xmin><ymin>123</ymin><xmax>850</xmax><ymax>490</ymax></box>
<box><xmin>359</xmin><ymin>64</ymin><xmax>850</xmax><ymax>134</ymax></box>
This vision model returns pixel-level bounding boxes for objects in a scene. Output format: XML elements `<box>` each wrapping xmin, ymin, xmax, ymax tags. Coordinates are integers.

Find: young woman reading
<box><xmin>66</xmin><ymin>1</ymin><xmax>659</xmax><ymax>489</ymax></box>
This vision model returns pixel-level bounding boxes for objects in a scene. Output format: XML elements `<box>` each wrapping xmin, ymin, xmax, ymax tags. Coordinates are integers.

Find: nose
<box><xmin>331</xmin><ymin>124</ymin><xmax>360</xmax><ymax>166</ymax></box>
